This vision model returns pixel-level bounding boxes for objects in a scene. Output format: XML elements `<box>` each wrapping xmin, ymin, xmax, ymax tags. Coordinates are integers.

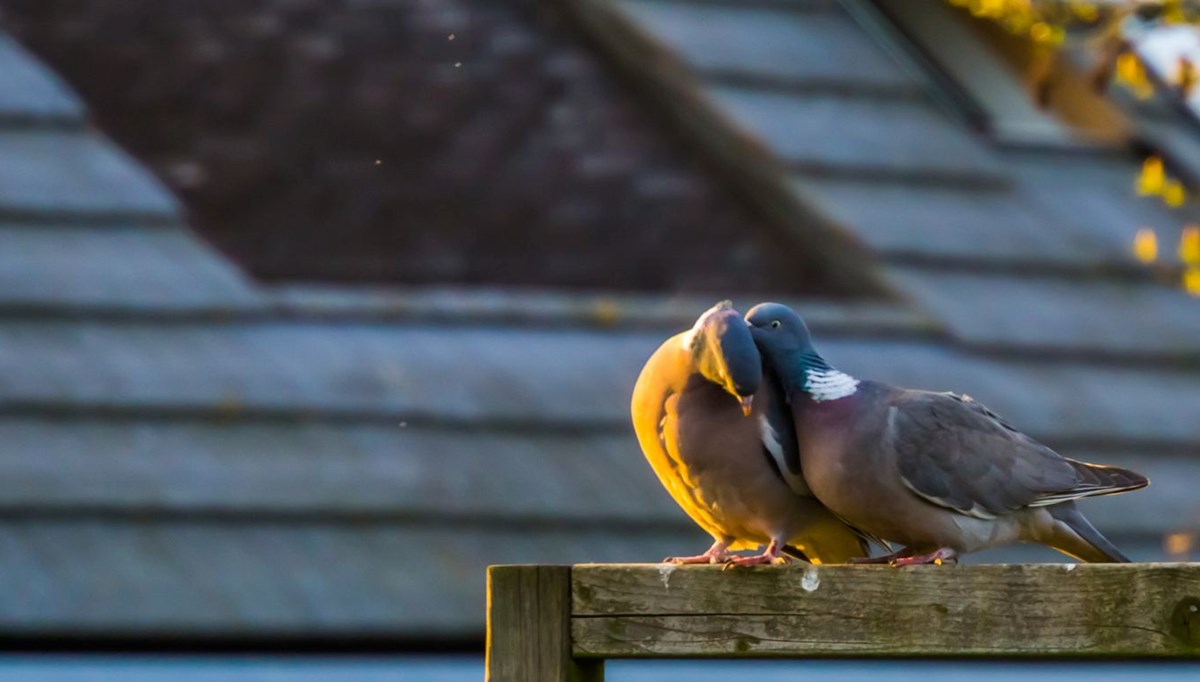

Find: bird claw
<box><xmin>846</xmin><ymin>546</ymin><xmax>959</xmax><ymax>567</ymax></box>
<box><xmin>890</xmin><ymin>548</ymin><xmax>958</xmax><ymax>567</ymax></box>
<box><xmin>848</xmin><ymin>555</ymin><xmax>898</xmax><ymax>565</ymax></box>
<box><xmin>664</xmin><ymin>553</ymin><xmax>732</xmax><ymax>565</ymax></box>
<box><xmin>850</xmin><ymin>547</ymin><xmax>916</xmax><ymax>565</ymax></box>
<box><xmin>664</xmin><ymin>542</ymin><xmax>733</xmax><ymax>565</ymax></box>
<box><xmin>720</xmin><ymin>550</ymin><xmax>792</xmax><ymax>570</ymax></box>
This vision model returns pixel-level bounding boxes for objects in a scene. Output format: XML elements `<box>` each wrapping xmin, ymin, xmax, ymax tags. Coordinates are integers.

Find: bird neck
<box><xmin>780</xmin><ymin>350</ymin><xmax>859</xmax><ymax>403</ymax></box>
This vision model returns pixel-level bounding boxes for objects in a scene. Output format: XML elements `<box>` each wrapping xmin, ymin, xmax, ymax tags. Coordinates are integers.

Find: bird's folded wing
<box><xmin>759</xmin><ymin>367</ymin><xmax>810</xmax><ymax>496</ymax></box>
<box><xmin>889</xmin><ymin>392</ymin><xmax>1090</xmax><ymax>519</ymax></box>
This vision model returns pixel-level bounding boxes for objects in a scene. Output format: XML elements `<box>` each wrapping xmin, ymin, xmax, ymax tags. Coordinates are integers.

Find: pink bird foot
<box><xmin>891</xmin><ymin>547</ymin><xmax>958</xmax><ymax>567</ymax></box>
<box><xmin>849</xmin><ymin>547</ymin><xmax>915</xmax><ymax>565</ymax></box>
<box><xmin>722</xmin><ymin>540</ymin><xmax>792</xmax><ymax>569</ymax></box>
<box><xmin>664</xmin><ymin>541</ymin><xmax>731</xmax><ymax>565</ymax></box>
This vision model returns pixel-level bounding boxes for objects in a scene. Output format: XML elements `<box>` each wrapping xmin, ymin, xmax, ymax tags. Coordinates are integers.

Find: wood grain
<box><xmin>487</xmin><ymin>565</ymin><xmax>604</xmax><ymax>681</ymax></box>
<box><xmin>571</xmin><ymin>563</ymin><xmax>1200</xmax><ymax>657</ymax></box>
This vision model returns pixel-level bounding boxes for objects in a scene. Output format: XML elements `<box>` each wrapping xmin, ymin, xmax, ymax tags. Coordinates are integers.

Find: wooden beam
<box><xmin>487</xmin><ymin>565</ymin><xmax>604</xmax><ymax>681</ymax></box>
<box><xmin>571</xmin><ymin>563</ymin><xmax>1200</xmax><ymax>658</ymax></box>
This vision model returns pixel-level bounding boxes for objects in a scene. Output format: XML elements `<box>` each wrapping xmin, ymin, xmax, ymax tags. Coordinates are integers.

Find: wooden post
<box><xmin>486</xmin><ymin>565</ymin><xmax>604</xmax><ymax>682</ymax></box>
<box><xmin>570</xmin><ymin>563</ymin><xmax>1200</xmax><ymax>658</ymax></box>
<box><xmin>490</xmin><ymin>562</ymin><xmax>1200</xmax><ymax>673</ymax></box>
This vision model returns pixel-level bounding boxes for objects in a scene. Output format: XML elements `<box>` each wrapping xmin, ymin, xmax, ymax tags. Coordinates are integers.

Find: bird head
<box><xmin>744</xmin><ymin>302</ymin><xmax>815</xmax><ymax>358</ymax></box>
<box><xmin>686</xmin><ymin>301</ymin><xmax>761</xmax><ymax>416</ymax></box>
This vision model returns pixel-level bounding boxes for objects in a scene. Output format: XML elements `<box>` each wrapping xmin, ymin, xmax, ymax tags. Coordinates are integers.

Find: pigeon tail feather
<box><xmin>1067</xmin><ymin>459</ymin><xmax>1149</xmax><ymax>494</ymax></box>
<box><xmin>1031</xmin><ymin>460</ymin><xmax>1149</xmax><ymax>507</ymax></box>
<box><xmin>1047</xmin><ymin>504</ymin><xmax>1131</xmax><ymax>563</ymax></box>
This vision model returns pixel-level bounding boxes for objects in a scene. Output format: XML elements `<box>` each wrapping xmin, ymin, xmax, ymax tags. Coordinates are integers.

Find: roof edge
<box><xmin>553</xmin><ymin>0</ymin><xmax>896</xmax><ymax>299</ymax></box>
<box><xmin>0</xmin><ymin>283</ymin><xmax>941</xmax><ymax>336</ymax></box>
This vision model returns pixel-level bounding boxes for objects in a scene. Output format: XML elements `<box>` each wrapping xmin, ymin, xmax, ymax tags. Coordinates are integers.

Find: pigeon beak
<box><xmin>739</xmin><ymin>396</ymin><xmax>754</xmax><ymax>417</ymax></box>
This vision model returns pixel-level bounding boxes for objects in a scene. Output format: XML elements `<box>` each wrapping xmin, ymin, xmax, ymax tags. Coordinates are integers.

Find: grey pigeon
<box><xmin>631</xmin><ymin>301</ymin><xmax>871</xmax><ymax>566</ymax></box>
<box><xmin>745</xmin><ymin>302</ymin><xmax>1148</xmax><ymax>565</ymax></box>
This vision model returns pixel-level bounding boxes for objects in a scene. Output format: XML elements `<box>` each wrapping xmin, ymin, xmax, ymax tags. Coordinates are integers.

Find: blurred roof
<box><xmin>1</xmin><ymin>0</ymin><xmax>1200</xmax><ymax>648</ymax></box>
<box><xmin>0</xmin><ymin>0</ymin><xmax>874</xmax><ymax>297</ymax></box>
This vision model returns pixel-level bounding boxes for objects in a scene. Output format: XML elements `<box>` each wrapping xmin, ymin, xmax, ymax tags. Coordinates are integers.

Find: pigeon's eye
<box><xmin>770</xmin><ymin>320</ymin><xmax>781</xmax><ymax>329</ymax></box>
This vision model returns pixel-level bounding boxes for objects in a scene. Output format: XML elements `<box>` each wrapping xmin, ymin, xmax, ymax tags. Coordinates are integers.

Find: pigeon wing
<box><xmin>887</xmin><ymin>392</ymin><xmax>1132</xmax><ymax>519</ymax></box>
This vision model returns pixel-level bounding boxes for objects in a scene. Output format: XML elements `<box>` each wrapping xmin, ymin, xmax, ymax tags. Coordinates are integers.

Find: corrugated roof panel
<box><xmin>268</xmin><ymin>287</ymin><xmax>938</xmax><ymax>336</ymax></box>
<box><xmin>0</xmin><ymin>225</ymin><xmax>260</xmax><ymax>311</ymax></box>
<box><xmin>0</xmin><ymin>521</ymin><xmax>697</xmax><ymax>637</ymax></box>
<box><xmin>798</xmin><ymin>178</ymin><xmax>1117</xmax><ymax>264</ymax></box>
<box><xmin>0</xmin><ymin>130</ymin><xmax>179</xmax><ymax>220</ymax></box>
<box><xmin>0</xmin><ymin>418</ymin><xmax>1176</xmax><ymax>537</ymax></box>
<box><xmin>0</xmin><ymin>34</ymin><xmax>83</xmax><ymax>122</ymax></box>
<box><xmin>613</xmin><ymin>0</ymin><xmax>915</xmax><ymax>89</ymax></box>
<box><xmin>0</xmin><ymin>323</ymin><xmax>655</xmax><ymax>424</ymax></box>
<box><xmin>1007</xmin><ymin>150</ymin><xmax>1192</xmax><ymax>261</ymax></box>
<box><xmin>708</xmin><ymin>85</ymin><xmax>1004</xmax><ymax>180</ymax></box>
<box><xmin>888</xmin><ymin>268</ymin><xmax>1200</xmax><ymax>356</ymax></box>
<box><xmin>0</xmin><ymin>323</ymin><xmax>1198</xmax><ymax>445</ymax></box>
<box><xmin>0</xmin><ymin>419</ymin><xmax>680</xmax><ymax>524</ymax></box>
<box><xmin>799</xmin><ymin>155</ymin><xmax>1192</xmax><ymax>268</ymax></box>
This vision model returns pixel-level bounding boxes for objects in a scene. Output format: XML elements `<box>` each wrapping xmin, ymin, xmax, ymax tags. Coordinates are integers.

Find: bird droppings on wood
<box><xmin>658</xmin><ymin>563</ymin><xmax>677</xmax><ymax>590</ymax></box>
<box><xmin>801</xmin><ymin>565</ymin><xmax>820</xmax><ymax>592</ymax></box>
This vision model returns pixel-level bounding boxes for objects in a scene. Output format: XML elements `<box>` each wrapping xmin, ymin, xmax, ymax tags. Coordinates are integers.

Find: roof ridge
<box><xmin>559</xmin><ymin>0</ymin><xmax>894</xmax><ymax>298</ymax></box>
<box><xmin>0</xmin><ymin>285</ymin><xmax>941</xmax><ymax>336</ymax></box>
<box><xmin>617</xmin><ymin>0</ymin><xmax>836</xmax><ymax>12</ymax></box>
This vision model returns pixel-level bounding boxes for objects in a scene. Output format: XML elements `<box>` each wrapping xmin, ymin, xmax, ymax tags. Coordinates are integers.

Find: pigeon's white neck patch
<box><xmin>759</xmin><ymin>415</ymin><xmax>785</xmax><ymax>462</ymax></box>
<box><xmin>804</xmin><ymin>368</ymin><xmax>859</xmax><ymax>401</ymax></box>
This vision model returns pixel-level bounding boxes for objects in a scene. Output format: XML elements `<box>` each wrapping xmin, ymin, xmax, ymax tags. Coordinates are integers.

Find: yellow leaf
<box><xmin>590</xmin><ymin>298</ymin><xmax>621</xmax><ymax>326</ymax></box>
<box><xmin>1071</xmin><ymin>2</ymin><xmax>1099</xmax><ymax>22</ymax></box>
<box><xmin>1181</xmin><ymin>226</ymin><xmax>1200</xmax><ymax>264</ymax></box>
<box><xmin>1137</xmin><ymin>156</ymin><xmax>1166</xmax><ymax>196</ymax></box>
<box><xmin>1134</xmin><ymin>227</ymin><xmax>1158</xmax><ymax>264</ymax></box>
<box><xmin>1165</xmin><ymin>531</ymin><xmax>1193</xmax><ymax>557</ymax></box>
<box><xmin>1184</xmin><ymin>266</ymin><xmax>1200</xmax><ymax>297</ymax></box>
<box><xmin>1117</xmin><ymin>52</ymin><xmax>1143</xmax><ymax>84</ymax></box>
<box><xmin>1164</xmin><ymin>180</ymin><xmax>1187</xmax><ymax>207</ymax></box>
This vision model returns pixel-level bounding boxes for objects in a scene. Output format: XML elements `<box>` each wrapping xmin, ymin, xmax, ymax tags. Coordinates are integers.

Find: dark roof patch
<box><xmin>1</xmin><ymin>0</ymin><xmax>863</xmax><ymax>297</ymax></box>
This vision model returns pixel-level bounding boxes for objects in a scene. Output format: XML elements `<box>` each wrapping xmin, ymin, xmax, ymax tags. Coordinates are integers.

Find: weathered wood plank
<box><xmin>571</xmin><ymin>564</ymin><xmax>1200</xmax><ymax>657</ymax></box>
<box><xmin>488</xmin><ymin>565</ymin><xmax>604</xmax><ymax>681</ymax></box>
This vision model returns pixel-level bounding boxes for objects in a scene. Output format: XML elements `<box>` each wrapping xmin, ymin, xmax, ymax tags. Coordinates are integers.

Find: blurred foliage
<box><xmin>1136</xmin><ymin>156</ymin><xmax>1187</xmax><ymax>206</ymax></box>
<box><xmin>1134</xmin><ymin>227</ymin><xmax>1159</xmax><ymax>263</ymax></box>
<box><xmin>946</xmin><ymin>0</ymin><xmax>1200</xmax><ymax>45</ymax></box>
<box><xmin>948</xmin><ymin>0</ymin><xmax>1200</xmax><ymax>297</ymax></box>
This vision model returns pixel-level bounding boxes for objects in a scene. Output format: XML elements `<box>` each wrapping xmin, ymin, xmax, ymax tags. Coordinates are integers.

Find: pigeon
<box><xmin>745</xmin><ymin>302</ymin><xmax>1149</xmax><ymax>565</ymax></box>
<box><xmin>630</xmin><ymin>301</ymin><xmax>871</xmax><ymax>566</ymax></box>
